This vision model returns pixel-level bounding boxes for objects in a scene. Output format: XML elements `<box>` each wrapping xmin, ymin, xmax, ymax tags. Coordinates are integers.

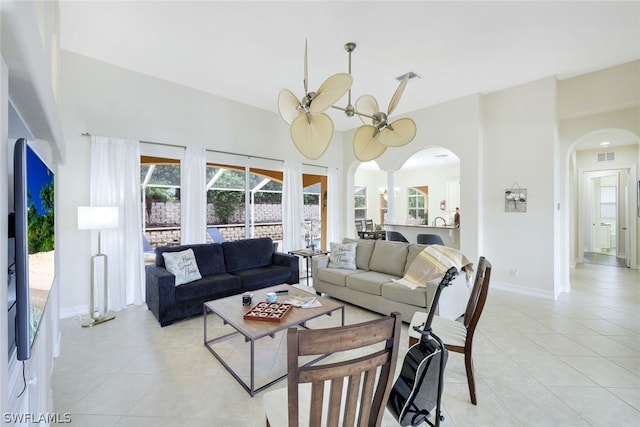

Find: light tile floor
<box><xmin>53</xmin><ymin>263</ymin><xmax>640</xmax><ymax>426</ymax></box>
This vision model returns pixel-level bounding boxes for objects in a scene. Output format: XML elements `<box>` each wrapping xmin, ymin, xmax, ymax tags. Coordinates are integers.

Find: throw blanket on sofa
<box><xmin>393</xmin><ymin>245</ymin><xmax>473</xmax><ymax>290</ymax></box>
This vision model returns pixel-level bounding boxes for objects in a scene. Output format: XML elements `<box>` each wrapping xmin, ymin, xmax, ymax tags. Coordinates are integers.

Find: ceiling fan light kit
<box><xmin>277</xmin><ymin>41</ymin><xmax>417</xmax><ymax>161</ymax></box>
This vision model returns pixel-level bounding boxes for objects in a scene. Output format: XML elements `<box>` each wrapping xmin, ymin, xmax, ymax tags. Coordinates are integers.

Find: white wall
<box><xmin>0</xmin><ymin>52</ymin><xmax>9</xmax><ymax>424</ymax></box>
<box><xmin>483</xmin><ymin>77</ymin><xmax>559</xmax><ymax>298</ymax></box>
<box><xmin>56</xmin><ymin>50</ymin><xmax>346</xmax><ymax>314</ymax></box>
<box><xmin>1</xmin><ymin>0</ymin><xmax>62</xmax><ymax>419</ymax></box>
<box><xmin>559</xmin><ymin>61</ymin><xmax>640</xmax><ymax>273</ymax></box>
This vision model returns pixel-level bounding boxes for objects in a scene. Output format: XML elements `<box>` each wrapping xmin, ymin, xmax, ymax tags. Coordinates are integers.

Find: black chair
<box><xmin>386</xmin><ymin>231</ymin><xmax>409</xmax><ymax>243</ymax></box>
<box><xmin>417</xmin><ymin>233</ymin><xmax>444</xmax><ymax>245</ymax></box>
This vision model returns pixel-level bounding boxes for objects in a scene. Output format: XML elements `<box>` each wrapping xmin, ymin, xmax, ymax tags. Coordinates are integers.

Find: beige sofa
<box><xmin>312</xmin><ymin>238</ymin><xmax>470</xmax><ymax>323</ymax></box>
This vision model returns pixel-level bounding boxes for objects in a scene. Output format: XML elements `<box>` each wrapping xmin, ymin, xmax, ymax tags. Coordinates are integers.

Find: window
<box><xmin>354</xmin><ymin>187</ymin><xmax>367</xmax><ymax>221</ymax></box>
<box><xmin>249</xmin><ymin>169</ymin><xmax>283</xmax><ymax>245</ymax></box>
<box><xmin>600</xmin><ymin>185</ymin><xmax>616</xmax><ymax>219</ymax></box>
<box><xmin>408</xmin><ymin>187</ymin><xmax>427</xmax><ymax>224</ymax></box>
<box><xmin>206</xmin><ymin>165</ymin><xmax>284</xmax><ymax>244</ymax></box>
<box><xmin>303</xmin><ymin>182</ymin><xmax>321</xmax><ymax>248</ymax></box>
<box><xmin>141</xmin><ymin>160</ymin><xmax>181</xmax><ymax>248</ymax></box>
<box><xmin>206</xmin><ymin>166</ymin><xmax>246</xmax><ymax>241</ymax></box>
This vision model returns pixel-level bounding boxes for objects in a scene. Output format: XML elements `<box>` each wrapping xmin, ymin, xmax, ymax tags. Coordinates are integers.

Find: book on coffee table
<box><xmin>284</xmin><ymin>294</ymin><xmax>322</xmax><ymax>308</ymax></box>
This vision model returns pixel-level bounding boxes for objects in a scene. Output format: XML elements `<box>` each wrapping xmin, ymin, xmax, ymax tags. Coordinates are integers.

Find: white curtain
<box><xmin>282</xmin><ymin>161</ymin><xmax>304</xmax><ymax>252</ymax></box>
<box><xmin>181</xmin><ymin>147</ymin><xmax>207</xmax><ymax>244</ymax></box>
<box><xmin>326</xmin><ymin>167</ymin><xmax>340</xmax><ymax>244</ymax></box>
<box><xmin>90</xmin><ymin>136</ymin><xmax>144</xmax><ymax>310</ymax></box>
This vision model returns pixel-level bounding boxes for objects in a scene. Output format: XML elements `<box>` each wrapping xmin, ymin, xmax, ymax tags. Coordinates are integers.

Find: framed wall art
<box><xmin>505</xmin><ymin>187</ymin><xmax>527</xmax><ymax>213</ymax></box>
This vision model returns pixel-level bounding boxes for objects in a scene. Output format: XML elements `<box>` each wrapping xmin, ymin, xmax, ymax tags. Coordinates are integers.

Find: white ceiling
<box><xmin>58</xmin><ymin>1</ymin><xmax>640</xmax><ymax>150</ymax></box>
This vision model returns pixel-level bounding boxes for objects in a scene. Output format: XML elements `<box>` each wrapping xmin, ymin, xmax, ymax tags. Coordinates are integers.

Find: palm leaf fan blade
<box><xmin>309</xmin><ymin>73</ymin><xmax>353</xmax><ymax>114</ymax></box>
<box><xmin>353</xmin><ymin>125</ymin><xmax>387</xmax><ymax>161</ymax></box>
<box><xmin>388</xmin><ymin>75</ymin><xmax>409</xmax><ymax>116</ymax></box>
<box><xmin>290</xmin><ymin>113</ymin><xmax>334</xmax><ymax>160</ymax></box>
<box><xmin>377</xmin><ymin>118</ymin><xmax>417</xmax><ymax>147</ymax></box>
<box><xmin>355</xmin><ymin>95</ymin><xmax>379</xmax><ymax>126</ymax></box>
<box><xmin>278</xmin><ymin>89</ymin><xmax>302</xmax><ymax>125</ymax></box>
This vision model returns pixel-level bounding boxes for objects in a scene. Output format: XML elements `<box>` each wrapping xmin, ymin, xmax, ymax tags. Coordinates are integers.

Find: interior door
<box><xmin>584</xmin><ymin>168</ymin><xmax>632</xmax><ymax>267</ymax></box>
<box><xmin>621</xmin><ymin>172</ymin><xmax>631</xmax><ymax>267</ymax></box>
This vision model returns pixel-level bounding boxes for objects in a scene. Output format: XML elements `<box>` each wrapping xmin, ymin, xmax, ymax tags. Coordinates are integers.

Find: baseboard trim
<box><xmin>491</xmin><ymin>281</ymin><xmax>556</xmax><ymax>300</ymax></box>
<box><xmin>59</xmin><ymin>305</ymin><xmax>89</xmax><ymax>320</ymax></box>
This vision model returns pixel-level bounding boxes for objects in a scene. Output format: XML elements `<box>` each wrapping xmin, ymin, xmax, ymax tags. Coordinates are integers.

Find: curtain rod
<box><xmin>81</xmin><ymin>132</ymin><xmax>329</xmax><ymax>169</ymax></box>
<box><xmin>82</xmin><ymin>132</ymin><xmax>184</xmax><ymax>149</ymax></box>
<box><xmin>204</xmin><ymin>147</ymin><xmax>329</xmax><ymax>169</ymax></box>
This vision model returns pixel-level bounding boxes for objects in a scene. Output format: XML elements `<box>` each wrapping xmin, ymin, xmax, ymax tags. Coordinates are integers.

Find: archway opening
<box><xmin>569</xmin><ymin>128</ymin><xmax>639</xmax><ymax>269</ymax></box>
<box><xmin>352</xmin><ymin>147</ymin><xmax>460</xmax><ymax>244</ymax></box>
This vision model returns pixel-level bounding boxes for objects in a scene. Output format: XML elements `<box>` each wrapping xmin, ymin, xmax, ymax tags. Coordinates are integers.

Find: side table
<box><xmin>288</xmin><ymin>249</ymin><xmax>330</xmax><ymax>283</ymax></box>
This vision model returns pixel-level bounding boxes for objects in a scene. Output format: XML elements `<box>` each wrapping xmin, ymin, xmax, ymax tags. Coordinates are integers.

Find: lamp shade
<box><xmin>77</xmin><ymin>206</ymin><xmax>119</xmax><ymax>230</ymax></box>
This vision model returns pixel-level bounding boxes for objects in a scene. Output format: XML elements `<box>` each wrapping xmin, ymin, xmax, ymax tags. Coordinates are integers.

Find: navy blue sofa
<box><xmin>145</xmin><ymin>237</ymin><xmax>299</xmax><ymax>326</ymax></box>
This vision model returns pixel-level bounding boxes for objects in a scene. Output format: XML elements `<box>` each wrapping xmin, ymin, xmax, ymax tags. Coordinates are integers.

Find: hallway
<box><xmin>584</xmin><ymin>252</ymin><xmax>628</xmax><ymax>268</ymax></box>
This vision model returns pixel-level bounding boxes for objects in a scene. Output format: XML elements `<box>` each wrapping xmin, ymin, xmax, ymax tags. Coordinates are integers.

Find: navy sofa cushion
<box><xmin>156</xmin><ymin>243</ymin><xmax>226</xmax><ymax>277</ymax></box>
<box><xmin>175</xmin><ymin>273</ymin><xmax>241</xmax><ymax>303</ymax></box>
<box><xmin>232</xmin><ymin>265</ymin><xmax>296</xmax><ymax>291</ymax></box>
<box><xmin>223</xmin><ymin>238</ymin><xmax>273</xmax><ymax>272</ymax></box>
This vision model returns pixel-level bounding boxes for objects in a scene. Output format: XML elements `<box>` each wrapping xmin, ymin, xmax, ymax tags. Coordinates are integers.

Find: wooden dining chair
<box><xmin>408</xmin><ymin>257</ymin><xmax>492</xmax><ymax>405</ymax></box>
<box><xmin>263</xmin><ymin>312</ymin><xmax>402</xmax><ymax>427</ymax></box>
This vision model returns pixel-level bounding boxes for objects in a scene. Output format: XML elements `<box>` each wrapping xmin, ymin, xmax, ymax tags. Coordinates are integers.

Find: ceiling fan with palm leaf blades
<box><xmin>277</xmin><ymin>40</ymin><xmax>353</xmax><ymax>159</ymax></box>
<box><xmin>278</xmin><ymin>41</ymin><xmax>418</xmax><ymax>161</ymax></box>
<box><xmin>352</xmin><ymin>74</ymin><xmax>416</xmax><ymax>161</ymax></box>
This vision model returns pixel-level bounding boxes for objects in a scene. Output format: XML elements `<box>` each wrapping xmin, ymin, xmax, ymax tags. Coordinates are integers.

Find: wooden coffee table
<box><xmin>203</xmin><ymin>284</ymin><xmax>344</xmax><ymax>397</ymax></box>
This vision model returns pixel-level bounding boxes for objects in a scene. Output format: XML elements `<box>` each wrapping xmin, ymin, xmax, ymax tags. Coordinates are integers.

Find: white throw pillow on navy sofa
<box><xmin>162</xmin><ymin>248</ymin><xmax>202</xmax><ymax>286</ymax></box>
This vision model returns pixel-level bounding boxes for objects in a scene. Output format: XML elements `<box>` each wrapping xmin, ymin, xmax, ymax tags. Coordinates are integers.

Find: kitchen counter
<box><xmin>383</xmin><ymin>223</ymin><xmax>460</xmax><ymax>248</ymax></box>
<box><xmin>385</xmin><ymin>224</ymin><xmax>457</xmax><ymax>229</ymax></box>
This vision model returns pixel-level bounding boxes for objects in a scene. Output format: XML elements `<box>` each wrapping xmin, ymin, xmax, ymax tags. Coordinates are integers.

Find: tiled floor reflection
<box><xmin>53</xmin><ymin>263</ymin><xmax>640</xmax><ymax>426</ymax></box>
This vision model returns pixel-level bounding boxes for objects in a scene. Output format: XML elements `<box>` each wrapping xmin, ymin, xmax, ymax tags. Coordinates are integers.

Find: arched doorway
<box><xmin>568</xmin><ymin>128</ymin><xmax>639</xmax><ymax>269</ymax></box>
<box><xmin>352</xmin><ymin>147</ymin><xmax>460</xmax><ymax>243</ymax></box>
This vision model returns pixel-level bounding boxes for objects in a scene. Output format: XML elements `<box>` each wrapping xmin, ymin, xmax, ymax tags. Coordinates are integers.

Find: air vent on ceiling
<box><xmin>395</xmin><ymin>71</ymin><xmax>421</xmax><ymax>81</ymax></box>
<box><xmin>597</xmin><ymin>152</ymin><xmax>615</xmax><ymax>162</ymax></box>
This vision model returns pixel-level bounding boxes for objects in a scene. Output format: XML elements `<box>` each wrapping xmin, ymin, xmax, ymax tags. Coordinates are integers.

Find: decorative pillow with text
<box><xmin>162</xmin><ymin>248</ymin><xmax>202</xmax><ymax>286</ymax></box>
<box><xmin>328</xmin><ymin>242</ymin><xmax>357</xmax><ymax>270</ymax></box>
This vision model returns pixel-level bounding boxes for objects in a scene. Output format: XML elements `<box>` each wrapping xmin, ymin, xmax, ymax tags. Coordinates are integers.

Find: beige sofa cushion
<box><xmin>369</xmin><ymin>240</ymin><xmax>409</xmax><ymax>277</ymax></box>
<box><xmin>381</xmin><ymin>281</ymin><xmax>431</xmax><ymax>308</ymax></box>
<box><xmin>404</xmin><ymin>244</ymin><xmax>427</xmax><ymax>275</ymax></box>
<box><xmin>343</xmin><ymin>238</ymin><xmax>375</xmax><ymax>271</ymax></box>
<box><xmin>315</xmin><ymin>267</ymin><xmax>363</xmax><ymax>287</ymax></box>
<box><xmin>346</xmin><ymin>271</ymin><xmax>397</xmax><ymax>296</ymax></box>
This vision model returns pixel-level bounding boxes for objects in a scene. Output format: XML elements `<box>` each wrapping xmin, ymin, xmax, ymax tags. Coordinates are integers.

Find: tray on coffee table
<box><xmin>243</xmin><ymin>302</ymin><xmax>292</xmax><ymax>322</ymax></box>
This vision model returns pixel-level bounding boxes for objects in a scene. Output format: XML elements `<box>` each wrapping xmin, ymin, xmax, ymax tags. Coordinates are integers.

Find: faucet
<box><xmin>433</xmin><ymin>217</ymin><xmax>446</xmax><ymax>227</ymax></box>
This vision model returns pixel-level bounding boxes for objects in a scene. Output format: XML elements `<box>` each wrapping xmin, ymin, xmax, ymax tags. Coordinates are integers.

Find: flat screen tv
<box><xmin>13</xmin><ymin>138</ymin><xmax>55</xmax><ymax>360</ymax></box>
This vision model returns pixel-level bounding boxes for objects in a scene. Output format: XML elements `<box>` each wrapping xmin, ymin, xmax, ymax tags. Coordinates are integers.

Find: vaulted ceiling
<box><xmin>58</xmin><ymin>1</ymin><xmax>640</xmax><ymax>154</ymax></box>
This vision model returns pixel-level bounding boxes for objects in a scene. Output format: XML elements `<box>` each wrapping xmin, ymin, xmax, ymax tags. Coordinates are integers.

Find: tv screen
<box><xmin>13</xmin><ymin>138</ymin><xmax>55</xmax><ymax>360</ymax></box>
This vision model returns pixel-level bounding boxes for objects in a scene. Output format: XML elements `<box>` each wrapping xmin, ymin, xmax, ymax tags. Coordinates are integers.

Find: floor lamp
<box><xmin>77</xmin><ymin>206</ymin><xmax>119</xmax><ymax>327</ymax></box>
